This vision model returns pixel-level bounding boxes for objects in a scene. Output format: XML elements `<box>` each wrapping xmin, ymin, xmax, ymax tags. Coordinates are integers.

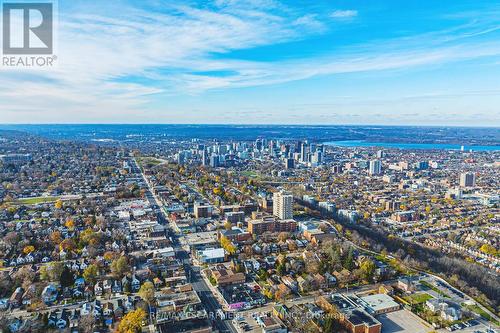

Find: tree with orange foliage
<box><xmin>59</xmin><ymin>238</ymin><xmax>76</xmax><ymax>252</ymax></box>
<box><xmin>65</xmin><ymin>219</ymin><xmax>75</xmax><ymax>229</ymax></box>
<box><xmin>23</xmin><ymin>245</ymin><xmax>35</xmax><ymax>254</ymax></box>
<box><xmin>50</xmin><ymin>231</ymin><xmax>63</xmax><ymax>245</ymax></box>
<box><xmin>104</xmin><ymin>251</ymin><xmax>119</xmax><ymax>261</ymax></box>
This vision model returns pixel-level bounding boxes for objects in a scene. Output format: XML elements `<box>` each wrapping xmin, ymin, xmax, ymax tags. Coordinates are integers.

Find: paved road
<box><xmin>134</xmin><ymin>158</ymin><xmax>238</xmax><ymax>333</ymax></box>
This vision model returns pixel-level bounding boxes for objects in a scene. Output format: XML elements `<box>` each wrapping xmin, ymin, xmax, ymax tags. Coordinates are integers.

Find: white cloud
<box><xmin>0</xmin><ymin>1</ymin><xmax>305</xmax><ymax>116</ymax></box>
<box><xmin>330</xmin><ymin>9</ymin><xmax>358</xmax><ymax>19</ymax></box>
<box><xmin>1</xmin><ymin>1</ymin><xmax>500</xmax><ymax>124</ymax></box>
<box><xmin>293</xmin><ymin>14</ymin><xmax>325</xmax><ymax>31</ymax></box>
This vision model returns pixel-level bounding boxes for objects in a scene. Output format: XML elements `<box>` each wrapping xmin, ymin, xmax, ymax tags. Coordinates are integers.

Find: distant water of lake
<box><xmin>324</xmin><ymin>140</ymin><xmax>500</xmax><ymax>151</ymax></box>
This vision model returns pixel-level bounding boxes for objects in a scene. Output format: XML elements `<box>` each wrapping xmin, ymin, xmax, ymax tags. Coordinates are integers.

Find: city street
<box><xmin>134</xmin><ymin>158</ymin><xmax>238</xmax><ymax>333</ymax></box>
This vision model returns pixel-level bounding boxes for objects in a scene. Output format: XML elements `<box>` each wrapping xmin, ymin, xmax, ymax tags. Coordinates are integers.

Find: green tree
<box><xmin>343</xmin><ymin>248</ymin><xmax>354</xmax><ymax>271</ymax></box>
<box><xmin>111</xmin><ymin>256</ymin><xmax>131</xmax><ymax>279</ymax></box>
<box><xmin>83</xmin><ymin>264</ymin><xmax>99</xmax><ymax>285</ymax></box>
<box><xmin>46</xmin><ymin>262</ymin><xmax>65</xmax><ymax>282</ymax></box>
<box><xmin>276</xmin><ymin>263</ymin><xmax>286</xmax><ymax>276</ymax></box>
<box><xmin>60</xmin><ymin>266</ymin><xmax>74</xmax><ymax>288</ymax></box>
<box><xmin>360</xmin><ymin>259</ymin><xmax>376</xmax><ymax>281</ymax></box>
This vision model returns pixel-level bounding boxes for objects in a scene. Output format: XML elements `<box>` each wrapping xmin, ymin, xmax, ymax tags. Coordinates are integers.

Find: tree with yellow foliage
<box><xmin>224</xmin><ymin>221</ymin><xmax>232</xmax><ymax>230</ymax></box>
<box><xmin>54</xmin><ymin>199</ymin><xmax>63</xmax><ymax>209</ymax></box>
<box><xmin>479</xmin><ymin>244</ymin><xmax>497</xmax><ymax>256</ymax></box>
<box><xmin>220</xmin><ymin>235</ymin><xmax>236</xmax><ymax>255</ymax></box>
<box><xmin>138</xmin><ymin>281</ymin><xmax>155</xmax><ymax>305</ymax></box>
<box><xmin>23</xmin><ymin>245</ymin><xmax>35</xmax><ymax>254</ymax></box>
<box><xmin>116</xmin><ymin>308</ymin><xmax>146</xmax><ymax>333</ymax></box>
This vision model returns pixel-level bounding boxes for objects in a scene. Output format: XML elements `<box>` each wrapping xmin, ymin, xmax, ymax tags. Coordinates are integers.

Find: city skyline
<box><xmin>1</xmin><ymin>0</ymin><xmax>500</xmax><ymax>125</ymax></box>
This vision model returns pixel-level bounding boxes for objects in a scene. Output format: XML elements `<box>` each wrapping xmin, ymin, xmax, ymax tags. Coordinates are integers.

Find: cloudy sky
<box><xmin>1</xmin><ymin>0</ymin><xmax>500</xmax><ymax>125</ymax></box>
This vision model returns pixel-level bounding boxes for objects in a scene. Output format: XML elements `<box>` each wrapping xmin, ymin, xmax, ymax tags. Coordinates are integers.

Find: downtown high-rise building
<box><xmin>273</xmin><ymin>190</ymin><xmax>293</xmax><ymax>220</ymax></box>
<box><xmin>284</xmin><ymin>158</ymin><xmax>295</xmax><ymax>169</ymax></box>
<box><xmin>459</xmin><ymin>172</ymin><xmax>476</xmax><ymax>187</ymax></box>
<box><xmin>300</xmin><ymin>141</ymin><xmax>309</xmax><ymax>163</ymax></box>
<box><xmin>369</xmin><ymin>159</ymin><xmax>382</xmax><ymax>175</ymax></box>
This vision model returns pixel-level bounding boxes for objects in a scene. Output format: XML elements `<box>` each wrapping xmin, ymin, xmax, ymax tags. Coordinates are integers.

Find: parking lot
<box><xmin>438</xmin><ymin>320</ymin><xmax>497</xmax><ymax>333</ymax></box>
<box><xmin>232</xmin><ymin>312</ymin><xmax>261</xmax><ymax>333</ymax></box>
<box><xmin>378</xmin><ymin>309</ymin><xmax>433</xmax><ymax>333</ymax></box>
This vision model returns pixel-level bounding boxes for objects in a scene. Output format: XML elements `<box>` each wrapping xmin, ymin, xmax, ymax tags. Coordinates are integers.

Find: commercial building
<box><xmin>219</xmin><ymin>284</ymin><xmax>266</xmax><ymax>311</ymax></box>
<box><xmin>359</xmin><ymin>294</ymin><xmax>401</xmax><ymax>315</ymax></box>
<box><xmin>284</xmin><ymin>158</ymin><xmax>295</xmax><ymax>169</ymax></box>
<box><xmin>317</xmin><ymin>294</ymin><xmax>381</xmax><ymax>333</ymax></box>
<box><xmin>209</xmin><ymin>154</ymin><xmax>220</xmax><ymax>168</ymax></box>
<box><xmin>332</xmin><ymin>165</ymin><xmax>343</xmax><ymax>173</ymax></box>
<box><xmin>196</xmin><ymin>248</ymin><xmax>226</xmax><ymax>264</ymax></box>
<box><xmin>256</xmin><ymin>315</ymin><xmax>287</xmax><ymax>333</ymax></box>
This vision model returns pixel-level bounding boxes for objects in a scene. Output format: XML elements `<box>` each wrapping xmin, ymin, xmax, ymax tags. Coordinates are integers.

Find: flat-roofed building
<box><xmin>218</xmin><ymin>228</ymin><xmax>252</xmax><ymax>243</ymax></box>
<box><xmin>359</xmin><ymin>294</ymin><xmax>400</xmax><ymax>315</ymax></box>
<box><xmin>343</xmin><ymin>308</ymin><xmax>381</xmax><ymax>333</ymax></box>
<box><xmin>273</xmin><ymin>191</ymin><xmax>293</xmax><ymax>220</ymax></box>
<box><xmin>225</xmin><ymin>211</ymin><xmax>245</xmax><ymax>224</ymax></box>
<box><xmin>459</xmin><ymin>172</ymin><xmax>476</xmax><ymax>187</ymax></box>
<box><xmin>248</xmin><ymin>216</ymin><xmax>297</xmax><ymax>235</ymax></box>
<box><xmin>256</xmin><ymin>315</ymin><xmax>287</xmax><ymax>333</ymax></box>
<box><xmin>194</xmin><ymin>202</ymin><xmax>212</xmax><ymax>218</ymax></box>
<box><xmin>196</xmin><ymin>248</ymin><xmax>226</xmax><ymax>264</ymax></box>
<box><xmin>317</xmin><ymin>294</ymin><xmax>381</xmax><ymax>333</ymax></box>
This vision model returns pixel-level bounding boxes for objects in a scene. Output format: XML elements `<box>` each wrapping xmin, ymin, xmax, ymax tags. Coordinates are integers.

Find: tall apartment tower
<box><xmin>273</xmin><ymin>191</ymin><xmax>293</xmax><ymax>220</ymax></box>
<box><xmin>369</xmin><ymin>159</ymin><xmax>382</xmax><ymax>175</ymax></box>
<box><xmin>201</xmin><ymin>149</ymin><xmax>208</xmax><ymax>166</ymax></box>
<box><xmin>459</xmin><ymin>172</ymin><xmax>476</xmax><ymax>187</ymax></box>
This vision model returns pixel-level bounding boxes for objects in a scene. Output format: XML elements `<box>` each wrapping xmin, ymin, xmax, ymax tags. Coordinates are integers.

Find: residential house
<box><xmin>9</xmin><ymin>287</ymin><xmax>24</xmax><ymax>308</ymax></box>
<box><xmin>94</xmin><ymin>282</ymin><xmax>103</xmax><ymax>296</ymax></box>
<box><xmin>42</xmin><ymin>284</ymin><xmax>58</xmax><ymax>305</ymax></box>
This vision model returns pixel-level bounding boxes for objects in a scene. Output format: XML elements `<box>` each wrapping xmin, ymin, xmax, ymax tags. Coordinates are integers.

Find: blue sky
<box><xmin>1</xmin><ymin>0</ymin><xmax>500</xmax><ymax>125</ymax></box>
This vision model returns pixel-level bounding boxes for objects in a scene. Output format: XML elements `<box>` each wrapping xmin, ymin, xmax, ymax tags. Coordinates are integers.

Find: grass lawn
<box><xmin>240</xmin><ymin>170</ymin><xmax>259</xmax><ymax>178</ymax></box>
<box><xmin>465</xmin><ymin>304</ymin><xmax>500</xmax><ymax>326</ymax></box>
<box><xmin>137</xmin><ymin>157</ymin><xmax>162</xmax><ymax>166</ymax></box>
<box><xmin>16</xmin><ymin>196</ymin><xmax>59</xmax><ymax>205</ymax></box>
<box><xmin>404</xmin><ymin>293</ymin><xmax>433</xmax><ymax>304</ymax></box>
